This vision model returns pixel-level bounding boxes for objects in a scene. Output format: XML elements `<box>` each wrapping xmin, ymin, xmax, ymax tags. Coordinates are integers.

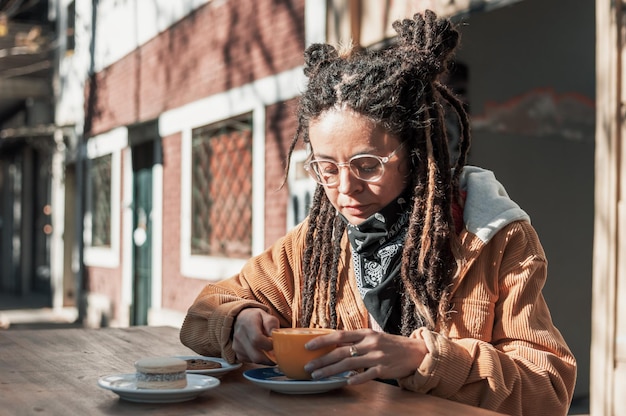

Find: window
<box><xmin>83</xmin><ymin>127</ymin><xmax>124</xmax><ymax>268</ymax></box>
<box><xmin>191</xmin><ymin>114</ymin><xmax>253</xmax><ymax>259</ymax></box>
<box><xmin>66</xmin><ymin>1</ymin><xmax>75</xmax><ymax>55</ymax></box>
<box><xmin>89</xmin><ymin>154</ymin><xmax>112</xmax><ymax>247</ymax></box>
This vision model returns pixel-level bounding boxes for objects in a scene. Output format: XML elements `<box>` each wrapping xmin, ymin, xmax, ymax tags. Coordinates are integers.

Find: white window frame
<box><xmin>287</xmin><ymin>149</ymin><xmax>317</xmax><ymax>230</ymax></box>
<box><xmin>83</xmin><ymin>127</ymin><xmax>128</xmax><ymax>268</ymax></box>
<box><xmin>159</xmin><ymin>67</ymin><xmax>305</xmax><ymax>281</ymax></box>
<box><xmin>180</xmin><ymin>108</ymin><xmax>261</xmax><ymax>280</ymax></box>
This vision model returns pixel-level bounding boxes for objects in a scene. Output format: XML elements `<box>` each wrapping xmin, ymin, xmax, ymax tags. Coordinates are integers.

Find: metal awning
<box><xmin>0</xmin><ymin>124</ymin><xmax>56</xmax><ymax>139</ymax></box>
<box><xmin>0</xmin><ymin>1</ymin><xmax>54</xmax><ymax>123</ymax></box>
<box><xmin>0</xmin><ymin>124</ymin><xmax>56</xmax><ymax>152</ymax></box>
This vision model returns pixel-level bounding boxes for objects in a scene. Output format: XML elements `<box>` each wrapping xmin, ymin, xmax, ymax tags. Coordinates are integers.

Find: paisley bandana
<box><xmin>341</xmin><ymin>190</ymin><xmax>413</xmax><ymax>334</ymax></box>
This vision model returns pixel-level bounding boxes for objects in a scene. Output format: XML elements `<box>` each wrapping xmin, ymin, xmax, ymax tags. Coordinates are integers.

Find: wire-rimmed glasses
<box><xmin>304</xmin><ymin>143</ymin><xmax>404</xmax><ymax>187</ymax></box>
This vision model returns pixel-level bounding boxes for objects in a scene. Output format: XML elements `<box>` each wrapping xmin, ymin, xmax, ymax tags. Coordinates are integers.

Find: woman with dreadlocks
<box><xmin>180</xmin><ymin>11</ymin><xmax>576</xmax><ymax>416</ymax></box>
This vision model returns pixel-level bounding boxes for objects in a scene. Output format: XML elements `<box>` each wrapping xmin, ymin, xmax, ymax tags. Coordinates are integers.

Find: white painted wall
<box><xmin>55</xmin><ymin>0</ymin><xmax>212</xmax><ymax>129</ymax></box>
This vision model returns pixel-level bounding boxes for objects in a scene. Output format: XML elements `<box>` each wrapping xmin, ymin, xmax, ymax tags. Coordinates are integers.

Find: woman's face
<box><xmin>308</xmin><ymin>109</ymin><xmax>409</xmax><ymax>225</ymax></box>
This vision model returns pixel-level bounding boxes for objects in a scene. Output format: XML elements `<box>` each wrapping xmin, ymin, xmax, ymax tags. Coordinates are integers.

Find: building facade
<box><xmin>3</xmin><ymin>0</ymin><xmax>625</xmax><ymax>413</ymax></box>
<box><xmin>53</xmin><ymin>0</ymin><xmax>318</xmax><ymax>327</ymax></box>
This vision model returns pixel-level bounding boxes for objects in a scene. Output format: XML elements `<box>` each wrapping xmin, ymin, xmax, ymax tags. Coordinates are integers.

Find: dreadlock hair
<box><xmin>284</xmin><ymin>10</ymin><xmax>471</xmax><ymax>335</ymax></box>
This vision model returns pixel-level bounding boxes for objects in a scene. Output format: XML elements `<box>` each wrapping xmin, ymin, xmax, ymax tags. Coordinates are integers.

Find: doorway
<box><xmin>129</xmin><ymin>122</ymin><xmax>159</xmax><ymax>326</ymax></box>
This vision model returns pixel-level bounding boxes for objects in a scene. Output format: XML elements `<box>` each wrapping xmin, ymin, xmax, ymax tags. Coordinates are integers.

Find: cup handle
<box><xmin>262</xmin><ymin>336</ymin><xmax>277</xmax><ymax>364</ymax></box>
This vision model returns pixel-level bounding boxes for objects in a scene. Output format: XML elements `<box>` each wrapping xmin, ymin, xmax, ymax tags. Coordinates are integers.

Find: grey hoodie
<box><xmin>460</xmin><ymin>166</ymin><xmax>531</xmax><ymax>244</ymax></box>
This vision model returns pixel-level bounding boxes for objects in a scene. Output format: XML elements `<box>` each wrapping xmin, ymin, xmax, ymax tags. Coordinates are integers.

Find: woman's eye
<box><xmin>354</xmin><ymin>158</ymin><xmax>378</xmax><ymax>172</ymax></box>
<box><xmin>319</xmin><ymin>162</ymin><xmax>338</xmax><ymax>174</ymax></box>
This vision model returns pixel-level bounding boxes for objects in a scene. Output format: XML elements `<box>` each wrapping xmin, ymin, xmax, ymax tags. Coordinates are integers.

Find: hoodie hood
<box><xmin>459</xmin><ymin>166</ymin><xmax>530</xmax><ymax>244</ymax></box>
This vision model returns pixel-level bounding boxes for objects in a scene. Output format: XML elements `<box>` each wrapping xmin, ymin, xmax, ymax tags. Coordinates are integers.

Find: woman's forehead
<box><xmin>309</xmin><ymin>109</ymin><xmax>396</xmax><ymax>148</ymax></box>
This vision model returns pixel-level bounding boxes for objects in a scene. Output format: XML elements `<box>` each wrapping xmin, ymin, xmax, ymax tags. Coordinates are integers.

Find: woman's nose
<box><xmin>336</xmin><ymin>165</ymin><xmax>361</xmax><ymax>194</ymax></box>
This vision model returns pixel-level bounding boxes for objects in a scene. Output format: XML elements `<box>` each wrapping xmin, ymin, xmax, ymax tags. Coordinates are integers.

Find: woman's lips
<box><xmin>341</xmin><ymin>204</ymin><xmax>370</xmax><ymax>216</ymax></box>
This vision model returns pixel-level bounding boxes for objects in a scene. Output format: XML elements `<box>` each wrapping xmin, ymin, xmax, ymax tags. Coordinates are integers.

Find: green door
<box><xmin>131</xmin><ymin>141</ymin><xmax>153</xmax><ymax>326</ymax></box>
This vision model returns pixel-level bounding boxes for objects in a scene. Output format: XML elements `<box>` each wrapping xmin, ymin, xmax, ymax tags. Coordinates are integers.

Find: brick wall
<box><xmin>84</xmin><ymin>265</ymin><xmax>122</xmax><ymax>325</ymax></box>
<box><xmin>84</xmin><ymin>0</ymin><xmax>306</xmax><ymax>318</ymax></box>
<box><xmin>264</xmin><ymin>98</ymin><xmax>301</xmax><ymax>247</ymax></box>
<box><xmin>86</xmin><ymin>0</ymin><xmax>305</xmax><ymax>136</ymax></box>
<box><xmin>160</xmin><ymin>131</ymin><xmax>212</xmax><ymax>312</ymax></box>
<box><xmin>84</xmin><ymin>153</ymin><xmax>125</xmax><ymax>325</ymax></box>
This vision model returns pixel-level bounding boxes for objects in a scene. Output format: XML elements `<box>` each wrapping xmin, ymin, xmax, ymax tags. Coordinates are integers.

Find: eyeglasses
<box><xmin>304</xmin><ymin>143</ymin><xmax>404</xmax><ymax>187</ymax></box>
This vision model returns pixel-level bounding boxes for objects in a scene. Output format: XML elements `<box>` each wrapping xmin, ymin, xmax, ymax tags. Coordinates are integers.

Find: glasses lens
<box><xmin>350</xmin><ymin>156</ymin><xmax>384</xmax><ymax>181</ymax></box>
<box><xmin>309</xmin><ymin>160</ymin><xmax>339</xmax><ymax>184</ymax></box>
<box><xmin>305</xmin><ymin>155</ymin><xmax>385</xmax><ymax>185</ymax></box>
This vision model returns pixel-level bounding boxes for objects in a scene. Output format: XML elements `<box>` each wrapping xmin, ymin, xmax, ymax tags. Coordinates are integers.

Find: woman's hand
<box><xmin>232</xmin><ymin>308</ymin><xmax>279</xmax><ymax>364</ymax></box>
<box><xmin>303</xmin><ymin>328</ymin><xmax>428</xmax><ymax>384</ymax></box>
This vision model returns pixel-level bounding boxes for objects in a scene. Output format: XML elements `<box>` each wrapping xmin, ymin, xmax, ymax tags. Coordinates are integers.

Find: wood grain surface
<box><xmin>0</xmin><ymin>326</ymin><xmax>505</xmax><ymax>415</ymax></box>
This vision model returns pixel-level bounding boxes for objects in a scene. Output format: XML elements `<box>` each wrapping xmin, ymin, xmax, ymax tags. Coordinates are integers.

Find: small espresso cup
<box><xmin>263</xmin><ymin>328</ymin><xmax>336</xmax><ymax>380</ymax></box>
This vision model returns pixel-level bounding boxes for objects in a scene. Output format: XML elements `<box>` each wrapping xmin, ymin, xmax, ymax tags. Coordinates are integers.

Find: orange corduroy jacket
<box><xmin>180</xmin><ymin>217</ymin><xmax>576</xmax><ymax>416</ymax></box>
<box><xmin>181</xmin><ymin>167</ymin><xmax>576</xmax><ymax>415</ymax></box>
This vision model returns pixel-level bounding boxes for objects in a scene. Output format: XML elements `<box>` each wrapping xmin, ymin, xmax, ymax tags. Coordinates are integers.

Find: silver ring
<box><xmin>349</xmin><ymin>344</ymin><xmax>359</xmax><ymax>357</ymax></box>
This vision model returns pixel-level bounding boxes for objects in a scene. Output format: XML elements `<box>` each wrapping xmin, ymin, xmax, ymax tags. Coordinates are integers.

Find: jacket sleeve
<box><xmin>397</xmin><ymin>221</ymin><xmax>577</xmax><ymax>416</ymax></box>
<box><xmin>179</xmin><ymin>222</ymin><xmax>306</xmax><ymax>362</ymax></box>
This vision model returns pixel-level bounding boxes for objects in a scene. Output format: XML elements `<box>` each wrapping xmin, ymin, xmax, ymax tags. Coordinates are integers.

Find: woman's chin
<box><xmin>341</xmin><ymin>212</ymin><xmax>370</xmax><ymax>226</ymax></box>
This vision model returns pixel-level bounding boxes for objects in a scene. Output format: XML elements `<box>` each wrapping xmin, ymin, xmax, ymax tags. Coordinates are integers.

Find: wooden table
<box><xmin>0</xmin><ymin>326</ymin><xmax>505</xmax><ymax>415</ymax></box>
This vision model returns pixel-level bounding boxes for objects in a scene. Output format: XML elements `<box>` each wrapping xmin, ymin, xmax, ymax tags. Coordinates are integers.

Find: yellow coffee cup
<box><xmin>263</xmin><ymin>328</ymin><xmax>335</xmax><ymax>380</ymax></box>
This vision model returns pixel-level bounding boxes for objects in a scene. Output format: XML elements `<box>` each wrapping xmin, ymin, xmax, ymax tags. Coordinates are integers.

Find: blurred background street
<box><xmin>0</xmin><ymin>292</ymin><xmax>78</xmax><ymax>330</ymax></box>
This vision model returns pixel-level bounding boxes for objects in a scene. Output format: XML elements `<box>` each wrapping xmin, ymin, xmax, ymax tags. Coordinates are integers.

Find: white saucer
<box><xmin>243</xmin><ymin>367</ymin><xmax>353</xmax><ymax>394</ymax></box>
<box><xmin>98</xmin><ymin>373</ymin><xmax>220</xmax><ymax>403</ymax></box>
<box><xmin>175</xmin><ymin>355</ymin><xmax>242</xmax><ymax>378</ymax></box>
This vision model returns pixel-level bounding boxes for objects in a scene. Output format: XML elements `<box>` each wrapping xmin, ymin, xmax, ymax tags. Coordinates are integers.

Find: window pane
<box><xmin>191</xmin><ymin>115</ymin><xmax>253</xmax><ymax>258</ymax></box>
<box><xmin>90</xmin><ymin>154</ymin><xmax>112</xmax><ymax>247</ymax></box>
